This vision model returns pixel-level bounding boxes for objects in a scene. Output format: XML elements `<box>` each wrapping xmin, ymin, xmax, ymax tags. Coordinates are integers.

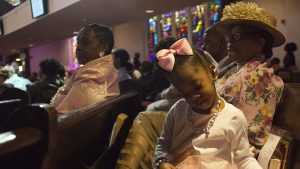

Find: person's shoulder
<box><xmin>243</xmin><ymin>61</ymin><xmax>284</xmax><ymax>87</ymax></box>
<box><xmin>222</xmin><ymin>100</ymin><xmax>245</xmax><ymax>119</ymax></box>
<box><xmin>169</xmin><ymin>99</ymin><xmax>188</xmax><ymax>112</ymax></box>
<box><xmin>174</xmin><ymin>98</ymin><xmax>188</xmax><ymax>106</ymax></box>
<box><xmin>76</xmin><ymin>61</ymin><xmax>115</xmax><ymax>77</ymax></box>
<box><xmin>245</xmin><ymin>60</ymin><xmax>271</xmax><ymax>72</ymax></box>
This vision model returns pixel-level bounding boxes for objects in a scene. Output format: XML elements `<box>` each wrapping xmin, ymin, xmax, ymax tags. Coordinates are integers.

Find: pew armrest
<box><xmin>0</xmin><ymin>127</ymin><xmax>43</xmax><ymax>157</ymax></box>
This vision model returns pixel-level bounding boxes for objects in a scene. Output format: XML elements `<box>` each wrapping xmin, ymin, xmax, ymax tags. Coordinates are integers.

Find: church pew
<box><xmin>1</xmin><ymin>91</ymin><xmax>141</xmax><ymax>169</ymax></box>
<box><xmin>0</xmin><ymin>127</ymin><xmax>45</xmax><ymax>169</ymax></box>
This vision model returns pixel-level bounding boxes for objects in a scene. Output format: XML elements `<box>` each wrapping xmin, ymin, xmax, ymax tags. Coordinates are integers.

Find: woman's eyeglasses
<box><xmin>225</xmin><ymin>32</ymin><xmax>255</xmax><ymax>42</ymax></box>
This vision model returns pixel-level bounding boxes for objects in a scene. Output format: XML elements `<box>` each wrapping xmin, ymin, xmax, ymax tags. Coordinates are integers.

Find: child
<box><xmin>153</xmin><ymin>39</ymin><xmax>262</xmax><ymax>169</ymax></box>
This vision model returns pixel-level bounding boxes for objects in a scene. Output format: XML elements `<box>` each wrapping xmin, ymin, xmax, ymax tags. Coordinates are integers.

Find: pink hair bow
<box><xmin>155</xmin><ymin>38</ymin><xmax>193</xmax><ymax>72</ymax></box>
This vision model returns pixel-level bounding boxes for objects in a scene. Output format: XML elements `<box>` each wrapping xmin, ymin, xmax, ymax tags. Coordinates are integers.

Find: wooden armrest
<box><xmin>0</xmin><ymin>127</ymin><xmax>43</xmax><ymax>157</ymax></box>
<box><xmin>269</xmin><ymin>125</ymin><xmax>295</xmax><ymax>169</ymax></box>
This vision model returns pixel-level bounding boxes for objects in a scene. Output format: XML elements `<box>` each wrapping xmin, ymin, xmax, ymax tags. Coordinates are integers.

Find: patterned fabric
<box><xmin>51</xmin><ymin>54</ymin><xmax>120</xmax><ymax>113</ymax></box>
<box><xmin>216</xmin><ymin>59</ymin><xmax>284</xmax><ymax>149</ymax></box>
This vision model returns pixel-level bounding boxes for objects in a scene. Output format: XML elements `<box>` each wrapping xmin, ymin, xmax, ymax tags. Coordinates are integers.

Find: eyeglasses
<box><xmin>225</xmin><ymin>32</ymin><xmax>255</xmax><ymax>42</ymax></box>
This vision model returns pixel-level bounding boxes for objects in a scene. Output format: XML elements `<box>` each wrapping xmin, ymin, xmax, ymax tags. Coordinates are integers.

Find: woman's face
<box><xmin>76</xmin><ymin>28</ymin><xmax>102</xmax><ymax>65</ymax></box>
<box><xmin>172</xmin><ymin>65</ymin><xmax>217</xmax><ymax>113</ymax></box>
<box><xmin>226</xmin><ymin>25</ymin><xmax>261</xmax><ymax>63</ymax></box>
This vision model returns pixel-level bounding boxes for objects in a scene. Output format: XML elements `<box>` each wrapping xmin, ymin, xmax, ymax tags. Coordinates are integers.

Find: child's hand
<box><xmin>159</xmin><ymin>162</ymin><xmax>178</xmax><ymax>169</ymax></box>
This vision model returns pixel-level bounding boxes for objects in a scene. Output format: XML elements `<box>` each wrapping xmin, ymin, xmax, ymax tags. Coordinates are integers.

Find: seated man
<box><xmin>202</xmin><ymin>24</ymin><xmax>234</xmax><ymax>77</ymax></box>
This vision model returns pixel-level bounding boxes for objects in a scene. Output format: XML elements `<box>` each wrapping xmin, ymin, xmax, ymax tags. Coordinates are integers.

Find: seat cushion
<box><xmin>117</xmin><ymin>111</ymin><xmax>167</xmax><ymax>169</ymax></box>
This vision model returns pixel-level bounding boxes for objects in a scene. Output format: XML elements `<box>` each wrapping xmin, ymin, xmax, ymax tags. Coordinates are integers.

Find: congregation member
<box><xmin>27</xmin><ymin>59</ymin><xmax>64</xmax><ymax>103</ymax></box>
<box><xmin>154</xmin><ymin>38</ymin><xmax>261</xmax><ymax>169</ymax></box>
<box><xmin>202</xmin><ymin>24</ymin><xmax>234</xmax><ymax>77</ymax></box>
<box><xmin>283</xmin><ymin>42</ymin><xmax>298</xmax><ymax>71</ymax></box>
<box><xmin>269</xmin><ymin>57</ymin><xmax>282</xmax><ymax>72</ymax></box>
<box><xmin>51</xmin><ymin>23</ymin><xmax>119</xmax><ymax>113</ymax></box>
<box><xmin>146</xmin><ymin>33</ymin><xmax>224</xmax><ymax>112</ymax></box>
<box><xmin>202</xmin><ymin>25</ymin><xmax>230</xmax><ymax>66</ymax></box>
<box><xmin>112</xmin><ymin>48</ymin><xmax>132</xmax><ymax>82</ymax></box>
<box><xmin>216</xmin><ymin>2</ymin><xmax>285</xmax><ymax>154</ymax></box>
<box><xmin>2</xmin><ymin>65</ymin><xmax>32</xmax><ymax>91</ymax></box>
<box><xmin>133</xmin><ymin>52</ymin><xmax>142</xmax><ymax>70</ymax></box>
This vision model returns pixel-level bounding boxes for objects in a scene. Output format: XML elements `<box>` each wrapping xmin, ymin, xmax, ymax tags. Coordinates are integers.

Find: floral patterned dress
<box><xmin>216</xmin><ymin>59</ymin><xmax>284</xmax><ymax>149</ymax></box>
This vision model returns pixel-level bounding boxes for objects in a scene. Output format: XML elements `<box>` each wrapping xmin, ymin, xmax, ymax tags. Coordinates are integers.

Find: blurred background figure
<box><xmin>202</xmin><ymin>25</ymin><xmax>233</xmax><ymax>77</ymax></box>
<box><xmin>202</xmin><ymin>25</ymin><xmax>228</xmax><ymax>63</ymax></box>
<box><xmin>4</xmin><ymin>54</ymin><xmax>19</xmax><ymax>73</ymax></box>
<box><xmin>269</xmin><ymin>57</ymin><xmax>282</xmax><ymax>72</ymax></box>
<box><xmin>140</xmin><ymin>60</ymin><xmax>170</xmax><ymax>105</ymax></box>
<box><xmin>283</xmin><ymin>42</ymin><xmax>298</xmax><ymax>71</ymax></box>
<box><xmin>0</xmin><ymin>66</ymin><xmax>14</xmax><ymax>91</ymax></box>
<box><xmin>2</xmin><ymin>65</ymin><xmax>32</xmax><ymax>91</ymax></box>
<box><xmin>27</xmin><ymin>59</ymin><xmax>64</xmax><ymax>103</ymax></box>
<box><xmin>125</xmin><ymin>62</ymin><xmax>142</xmax><ymax>80</ymax></box>
<box><xmin>112</xmin><ymin>48</ymin><xmax>132</xmax><ymax>82</ymax></box>
<box><xmin>29</xmin><ymin>72</ymin><xmax>39</xmax><ymax>83</ymax></box>
<box><xmin>133</xmin><ymin>52</ymin><xmax>141</xmax><ymax>70</ymax></box>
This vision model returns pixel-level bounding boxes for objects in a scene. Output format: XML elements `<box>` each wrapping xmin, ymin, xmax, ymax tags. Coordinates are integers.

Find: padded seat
<box><xmin>116</xmin><ymin>111</ymin><xmax>167</xmax><ymax>169</ymax></box>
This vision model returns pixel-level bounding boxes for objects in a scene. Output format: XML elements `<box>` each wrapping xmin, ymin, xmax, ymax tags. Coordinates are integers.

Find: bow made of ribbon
<box><xmin>155</xmin><ymin>38</ymin><xmax>193</xmax><ymax>72</ymax></box>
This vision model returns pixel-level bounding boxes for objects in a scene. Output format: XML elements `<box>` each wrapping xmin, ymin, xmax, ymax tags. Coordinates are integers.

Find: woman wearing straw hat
<box><xmin>216</xmin><ymin>2</ymin><xmax>285</xmax><ymax>155</ymax></box>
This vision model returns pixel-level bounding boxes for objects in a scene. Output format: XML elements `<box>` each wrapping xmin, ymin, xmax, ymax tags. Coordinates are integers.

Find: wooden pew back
<box><xmin>1</xmin><ymin>91</ymin><xmax>141</xmax><ymax>169</ymax></box>
<box><xmin>273</xmin><ymin>83</ymin><xmax>300</xmax><ymax>169</ymax></box>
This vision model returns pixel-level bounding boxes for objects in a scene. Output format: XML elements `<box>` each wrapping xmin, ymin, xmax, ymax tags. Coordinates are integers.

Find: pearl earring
<box><xmin>99</xmin><ymin>51</ymin><xmax>105</xmax><ymax>57</ymax></box>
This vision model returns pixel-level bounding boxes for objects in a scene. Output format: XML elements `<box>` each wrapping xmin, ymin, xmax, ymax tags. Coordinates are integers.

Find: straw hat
<box><xmin>216</xmin><ymin>2</ymin><xmax>285</xmax><ymax>47</ymax></box>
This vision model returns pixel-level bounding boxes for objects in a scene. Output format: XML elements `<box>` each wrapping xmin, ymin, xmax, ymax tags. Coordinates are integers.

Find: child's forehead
<box><xmin>174</xmin><ymin>67</ymin><xmax>208</xmax><ymax>82</ymax></box>
<box><xmin>180</xmin><ymin>63</ymin><xmax>207</xmax><ymax>74</ymax></box>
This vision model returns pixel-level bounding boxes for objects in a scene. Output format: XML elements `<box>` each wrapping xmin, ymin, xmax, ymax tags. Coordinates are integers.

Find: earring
<box><xmin>99</xmin><ymin>51</ymin><xmax>105</xmax><ymax>57</ymax></box>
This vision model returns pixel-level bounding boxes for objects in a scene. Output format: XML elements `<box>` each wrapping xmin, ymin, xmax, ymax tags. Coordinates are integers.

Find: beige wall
<box><xmin>2</xmin><ymin>0</ymin><xmax>80</xmax><ymax>35</ymax></box>
<box><xmin>244</xmin><ymin>0</ymin><xmax>300</xmax><ymax>68</ymax></box>
<box><xmin>29</xmin><ymin>38</ymin><xmax>72</xmax><ymax>73</ymax></box>
<box><xmin>113</xmin><ymin>19</ymin><xmax>149</xmax><ymax>62</ymax></box>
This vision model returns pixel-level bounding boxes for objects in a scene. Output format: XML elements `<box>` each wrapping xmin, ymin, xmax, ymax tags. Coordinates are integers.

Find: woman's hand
<box><xmin>160</xmin><ymin>162</ymin><xmax>178</xmax><ymax>169</ymax></box>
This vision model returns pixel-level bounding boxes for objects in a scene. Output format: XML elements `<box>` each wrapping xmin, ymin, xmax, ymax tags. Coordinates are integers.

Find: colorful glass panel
<box><xmin>192</xmin><ymin>5</ymin><xmax>205</xmax><ymax>49</ymax></box>
<box><xmin>160</xmin><ymin>13</ymin><xmax>172</xmax><ymax>39</ymax></box>
<box><xmin>71</xmin><ymin>36</ymin><xmax>80</xmax><ymax>70</ymax></box>
<box><xmin>210</xmin><ymin>0</ymin><xmax>222</xmax><ymax>25</ymax></box>
<box><xmin>175</xmin><ymin>9</ymin><xmax>188</xmax><ymax>39</ymax></box>
<box><xmin>148</xmin><ymin>16</ymin><xmax>158</xmax><ymax>61</ymax></box>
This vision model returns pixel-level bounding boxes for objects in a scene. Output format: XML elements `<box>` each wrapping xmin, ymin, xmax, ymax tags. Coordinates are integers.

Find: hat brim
<box><xmin>216</xmin><ymin>19</ymin><xmax>285</xmax><ymax>47</ymax></box>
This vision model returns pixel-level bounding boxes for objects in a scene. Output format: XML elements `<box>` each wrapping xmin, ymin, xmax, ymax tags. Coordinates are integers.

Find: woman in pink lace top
<box><xmin>51</xmin><ymin>24</ymin><xmax>119</xmax><ymax>113</ymax></box>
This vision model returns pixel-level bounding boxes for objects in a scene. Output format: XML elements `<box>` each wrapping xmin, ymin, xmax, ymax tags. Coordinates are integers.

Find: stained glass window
<box><xmin>71</xmin><ymin>36</ymin><xmax>80</xmax><ymax>70</ymax></box>
<box><xmin>175</xmin><ymin>9</ymin><xmax>188</xmax><ymax>39</ymax></box>
<box><xmin>160</xmin><ymin>13</ymin><xmax>172</xmax><ymax>39</ymax></box>
<box><xmin>148</xmin><ymin>16</ymin><xmax>158</xmax><ymax>61</ymax></box>
<box><xmin>192</xmin><ymin>5</ymin><xmax>205</xmax><ymax>49</ymax></box>
<box><xmin>147</xmin><ymin>1</ymin><xmax>223</xmax><ymax>60</ymax></box>
<box><xmin>210</xmin><ymin>0</ymin><xmax>222</xmax><ymax>25</ymax></box>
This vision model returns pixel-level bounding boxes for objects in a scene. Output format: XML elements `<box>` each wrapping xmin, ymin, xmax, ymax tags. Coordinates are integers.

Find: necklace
<box><xmin>190</xmin><ymin>97</ymin><xmax>222</xmax><ymax>136</ymax></box>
